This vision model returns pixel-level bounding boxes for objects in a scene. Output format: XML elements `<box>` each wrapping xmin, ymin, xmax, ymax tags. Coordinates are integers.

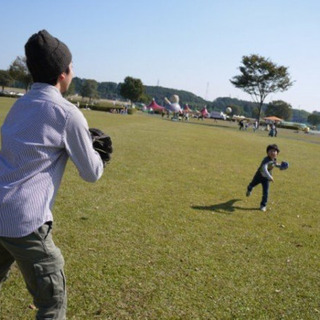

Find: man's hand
<box><xmin>89</xmin><ymin>128</ymin><xmax>113</xmax><ymax>166</ymax></box>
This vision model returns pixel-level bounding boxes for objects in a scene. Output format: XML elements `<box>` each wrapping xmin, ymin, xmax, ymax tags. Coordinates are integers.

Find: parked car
<box><xmin>209</xmin><ymin>111</ymin><xmax>227</xmax><ymax>120</ymax></box>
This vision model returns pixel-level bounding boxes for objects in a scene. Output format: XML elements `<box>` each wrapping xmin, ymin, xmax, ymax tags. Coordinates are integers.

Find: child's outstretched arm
<box><xmin>261</xmin><ymin>162</ymin><xmax>274</xmax><ymax>181</ymax></box>
<box><xmin>275</xmin><ymin>162</ymin><xmax>282</xmax><ymax>168</ymax></box>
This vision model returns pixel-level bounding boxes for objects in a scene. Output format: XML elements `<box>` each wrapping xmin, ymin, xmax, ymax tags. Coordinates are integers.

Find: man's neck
<box><xmin>55</xmin><ymin>82</ymin><xmax>64</xmax><ymax>94</ymax></box>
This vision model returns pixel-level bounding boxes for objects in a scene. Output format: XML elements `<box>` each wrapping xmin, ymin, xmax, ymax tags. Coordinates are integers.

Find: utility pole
<box><xmin>205</xmin><ymin>82</ymin><xmax>209</xmax><ymax>101</ymax></box>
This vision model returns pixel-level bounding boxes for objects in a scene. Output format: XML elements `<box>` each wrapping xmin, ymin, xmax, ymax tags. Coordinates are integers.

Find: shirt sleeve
<box><xmin>63</xmin><ymin>107</ymin><xmax>104</xmax><ymax>182</ymax></box>
<box><xmin>261</xmin><ymin>161</ymin><xmax>273</xmax><ymax>180</ymax></box>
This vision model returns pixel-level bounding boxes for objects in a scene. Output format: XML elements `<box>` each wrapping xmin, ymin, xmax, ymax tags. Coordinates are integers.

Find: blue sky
<box><xmin>0</xmin><ymin>0</ymin><xmax>319</xmax><ymax>112</ymax></box>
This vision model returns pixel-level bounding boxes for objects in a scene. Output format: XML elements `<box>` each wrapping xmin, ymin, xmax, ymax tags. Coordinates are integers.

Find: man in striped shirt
<box><xmin>0</xmin><ymin>30</ymin><xmax>104</xmax><ymax>319</ymax></box>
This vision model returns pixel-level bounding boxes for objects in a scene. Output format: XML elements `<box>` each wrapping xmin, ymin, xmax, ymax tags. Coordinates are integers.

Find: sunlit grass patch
<box><xmin>1</xmin><ymin>100</ymin><xmax>319</xmax><ymax>319</ymax></box>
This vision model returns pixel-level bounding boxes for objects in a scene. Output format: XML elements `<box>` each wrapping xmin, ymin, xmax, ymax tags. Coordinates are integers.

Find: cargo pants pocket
<box><xmin>33</xmin><ymin>257</ymin><xmax>67</xmax><ymax>320</ymax></box>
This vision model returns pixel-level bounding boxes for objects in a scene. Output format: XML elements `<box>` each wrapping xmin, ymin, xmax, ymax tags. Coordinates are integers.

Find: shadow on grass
<box><xmin>191</xmin><ymin>199</ymin><xmax>259</xmax><ymax>214</ymax></box>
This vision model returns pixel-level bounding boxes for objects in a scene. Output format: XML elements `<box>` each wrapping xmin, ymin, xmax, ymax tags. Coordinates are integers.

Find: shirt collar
<box><xmin>31</xmin><ymin>82</ymin><xmax>61</xmax><ymax>96</ymax></box>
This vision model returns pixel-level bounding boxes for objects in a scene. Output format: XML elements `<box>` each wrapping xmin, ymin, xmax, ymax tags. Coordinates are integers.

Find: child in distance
<box><xmin>246</xmin><ymin>144</ymin><xmax>288</xmax><ymax>212</ymax></box>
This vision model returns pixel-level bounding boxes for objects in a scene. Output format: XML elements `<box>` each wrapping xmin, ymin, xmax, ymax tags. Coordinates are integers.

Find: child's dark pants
<box><xmin>247</xmin><ymin>173</ymin><xmax>270</xmax><ymax>207</ymax></box>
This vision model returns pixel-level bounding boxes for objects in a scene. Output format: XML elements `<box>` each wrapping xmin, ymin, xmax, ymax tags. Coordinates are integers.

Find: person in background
<box><xmin>246</xmin><ymin>144</ymin><xmax>283</xmax><ymax>212</ymax></box>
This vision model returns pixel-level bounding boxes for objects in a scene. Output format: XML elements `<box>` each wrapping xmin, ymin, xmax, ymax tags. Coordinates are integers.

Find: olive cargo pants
<box><xmin>0</xmin><ymin>223</ymin><xmax>67</xmax><ymax>319</ymax></box>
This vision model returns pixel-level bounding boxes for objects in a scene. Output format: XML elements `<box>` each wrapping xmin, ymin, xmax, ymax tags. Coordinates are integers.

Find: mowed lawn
<box><xmin>0</xmin><ymin>97</ymin><xmax>319</xmax><ymax>319</ymax></box>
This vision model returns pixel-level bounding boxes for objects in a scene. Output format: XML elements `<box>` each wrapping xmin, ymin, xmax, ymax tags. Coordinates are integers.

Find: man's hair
<box><xmin>45</xmin><ymin>66</ymin><xmax>71</xmax><ymax>86</ymax></box>
<box><xmin>266</xmin><ymin>144</ymin><xmax>280</xmax><ymax>153</ymax></box>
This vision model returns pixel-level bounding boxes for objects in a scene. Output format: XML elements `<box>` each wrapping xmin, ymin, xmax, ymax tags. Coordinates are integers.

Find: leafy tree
<box><xmin>71</xmin><ymin>77</ymin><xmax>84</xmax><ymax>94</ymax></box>
<box><xmin>80</xmin><ymin>79</ymin><xmax>98</xmax><ymax>102</ymax></box>
<box><xmin>0</xmin><ymin>70</ymin><xmax>13</xmax><ymax>91</ymax></box>
<box><xmin>139</xmin><ymin>92</ymin><xmax>151</xmax><ymax>104</ymax></box>
<box><xmin>307</xmin><ymin>112</ymin><xmax>320</xmax><ymax>126</ymax></box>
<box><xmin>98</xmin><ymin>82</ymin><xmax>120</xmax><ymax>100</ymax></box>
<box><xmin>64</xmin><ymin>80</ymin><xmax>75</xmax><ymax>97</ymax></box>
<box><xmin>265</xmin><ymin>100</ymin><xmax>292</xmax><ymax>120</ymax></box>
<box><xmin>120</xmin><ymin>76</ymin><xmax>144</xmax><ymax>105</ymax></box>
<box><xmin>230</xmin><ymin>54</ymin><xmax>293</xmax><ymax>124</ymax></box>
<box><xmin>291</xmin><ymin>109</ymin><xmax>309</xmax><ymax>123</ymax></box>
<box><xmin>226</xmin><ymin>104</ymin><xmax>242</xmax><ymax>116</ymax></box>
<box><xmin>212</xmin><ymin>97</ymin><xmax>263</xmax><ymax>117</ymax></box>
<box><xmin>9</xmin><ymin>56</ymin><xmax>32</xmax><ymax>91</ymax></box>
<box><xmin>251</xmin><ymin>107</ymin><xmax>260</xmax><ymax>119</ymax></box>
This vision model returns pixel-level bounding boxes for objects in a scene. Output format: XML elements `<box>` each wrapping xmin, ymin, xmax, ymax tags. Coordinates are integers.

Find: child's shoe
<box><xmin>260</xmin><ymin>206</ymin><xmax>267</xmax><ymax>212</ymax></box>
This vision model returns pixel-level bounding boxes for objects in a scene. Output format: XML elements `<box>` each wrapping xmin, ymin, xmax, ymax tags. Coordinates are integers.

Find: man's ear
<box><xmin>58</xmin><ymin>73</ymin><xmax>66</xmax><ymax>81</ymax></box>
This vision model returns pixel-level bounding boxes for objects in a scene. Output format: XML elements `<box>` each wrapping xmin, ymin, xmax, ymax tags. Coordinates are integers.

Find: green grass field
<box><xmin>0</xmin><ymin>97</ymin><xmax>319</xmax><ymax>319</ymax></box>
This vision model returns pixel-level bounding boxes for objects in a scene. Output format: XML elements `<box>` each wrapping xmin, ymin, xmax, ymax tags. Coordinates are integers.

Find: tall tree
<box><xmin>120</xmin><ymin>76</ymin><xmax>144</xmax><ymax>106</ymax></box>
<box><xmin>307</xmin><ymin>112</ymin><xmax>320</xmax><ymax>126</ymax></box>
<box><xmin>0</xmin><ymin>70</ymin><xmax>13</xmax><ymax>91</ymax></box>
<box><xmin>9</xmin><ymin>56</ymin><xmax>33</xmax><ymax>91</ymax></box>
<box><xmin>64</xmin><ymin>80</ymin><xmax>76</xmax><ymax>97</ymax></box>
<box><xmin>265</xmin><ymin>100</ymin><xmax>292</xmax><ymax>120</ymax></box>
<box><xmin>98</xmin><ymin>82</ymin><xmax>120</xmax><ymax>99</ymax></box>
<box><xmin>80</xmin><ymin>79</ymin><xmax>98</xmax><ymax>103</ymax></box>
<box><xmin>292</xmin><ymin>109</ymin><xmax>309</xmax><ymax>123</ymax></box>
<box><xmin>230</xmin><ymin>54</ymin><xmax>293</xmax><ymax>124</ymax></box>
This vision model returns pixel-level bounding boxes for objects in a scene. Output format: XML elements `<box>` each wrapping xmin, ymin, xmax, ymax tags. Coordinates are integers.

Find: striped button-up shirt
<box><xmin>0</xmin><ymin>83</ymin><xmax>104</xmax><ymax>237</ymax></box>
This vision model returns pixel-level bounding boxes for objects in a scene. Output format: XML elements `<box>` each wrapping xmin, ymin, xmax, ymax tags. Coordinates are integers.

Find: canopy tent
<box><xmin>183</xmin><ymin>104</ymin><xmax>192</xmax><ymax>113</ymax></box>
<box><xmin>264</xmin><ymin>116</ymin><xmax>283</xmax><ymax>123</ymax></box>
<box><xmin>200</xmin><ymin>107</ymin><xmax>209</xmax><ymax>116</ymax></box>
<box><xmin>147</xmin><ymin>99</ymin><xmax>165</xmax><ymax>112</ymax></box>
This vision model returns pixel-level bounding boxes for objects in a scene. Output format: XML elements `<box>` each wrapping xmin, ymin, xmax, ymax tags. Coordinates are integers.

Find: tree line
<box><xmin>1</xmin><ymin>55</ymin><xmax>320</xmax><ymax>125</ymax></box>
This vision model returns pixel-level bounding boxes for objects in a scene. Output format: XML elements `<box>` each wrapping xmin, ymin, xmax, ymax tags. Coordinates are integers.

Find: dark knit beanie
<box><xmin>25</xmin><ymin>30</ymin><xmax>72</xmax><ymax>83</ymax></box>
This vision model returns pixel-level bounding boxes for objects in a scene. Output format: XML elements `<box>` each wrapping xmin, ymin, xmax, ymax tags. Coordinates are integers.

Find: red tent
<box><xmin>183</xmin><ymin>104</ymin><xmax>192</xmax><ymax>113</ymax></box>
<box><xmin>147</xmin><ymin>99</ymin><xmax>165</xmax><ymax>112</ymax></box>
<box><xmin>200</xmin><ymin>107</ymin><xmax>209</xmax><ymax>116</ymax></box>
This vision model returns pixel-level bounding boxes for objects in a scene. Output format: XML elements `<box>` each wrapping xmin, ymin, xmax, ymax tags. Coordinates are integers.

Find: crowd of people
<box><xmin>238</xmin><ymin>119</ymin><xmax>279</xmax><ymax>137</ymax></box>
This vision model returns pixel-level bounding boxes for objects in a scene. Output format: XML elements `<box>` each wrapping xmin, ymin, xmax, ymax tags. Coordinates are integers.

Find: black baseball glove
<box><xmin>89</xmin><ymin>128</ymin><xmax>113</xmax><ymax>165</ymax></box>
<box><xmin>280</xmin><ymin>161</ymin><xmax>289</xmax><ymax>170</ymax></box>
